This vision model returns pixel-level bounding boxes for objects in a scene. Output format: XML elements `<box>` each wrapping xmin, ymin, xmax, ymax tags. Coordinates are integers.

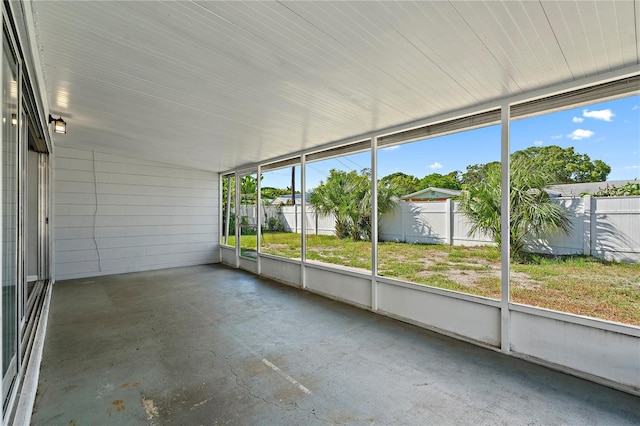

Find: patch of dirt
<box><xmin>419</xmin><ymin>251</ymin><xmax>449</xmax><ymax>268</ymax></box>
<box><xmin>262</xmin><ymin>243</ymin><xmax>291</xmax><ymax>250</ymax></box>
<box><xmin>451</xmin><ymin>271</ymin><xmax>495</xmax><ymax>288</ymax></box>
<box><xmin>416</xmin><ymin>259</ymin><xmax>540</xmax><ymax>291</ymax></box>
<box><xmin>510</xmin><ymin>271</ymin><xmax>541</xmax><ymax>290</ymax></box>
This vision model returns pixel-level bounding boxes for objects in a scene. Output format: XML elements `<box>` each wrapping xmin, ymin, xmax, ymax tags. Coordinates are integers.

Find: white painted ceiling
<box><xmin>30</xmin><ymin>1</ymin><xmax>640</xmax><ymax>172</ymax></box>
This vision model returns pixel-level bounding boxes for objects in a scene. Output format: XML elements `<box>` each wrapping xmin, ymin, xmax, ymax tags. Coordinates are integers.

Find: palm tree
<box><xmin>359</xmin><ymin>179</ymin><xmax>398</xmax><ymax>241</ymax></box>
<box><xmin>309</xmin><ymin>168</ymin><xmax>397</xmax><ymax>241</ymax></box>
<box><xmin>458</xmin><ymin>160</ymin><xmax>572</xmax><ymax>258</ymax></box>
<box><xmin>309</xmin><ymin>169</ymin><xmax>360</xmax><ymax>239</ymax></box>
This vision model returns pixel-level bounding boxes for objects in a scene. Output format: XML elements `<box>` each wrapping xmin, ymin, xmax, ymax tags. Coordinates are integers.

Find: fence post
<box><xmin>446</xmin><ymin>198</ymin><xmax>454</xmax><ymax>246</ymax></box>
<box><xmin>582</xmin><ymin>195</ymin><xmax>591</xmax><ymax>256</ymax></box>
<box><xmin>590</xmin><ymin>197</ymin><xmax>597</xmax><ymax>258</ymax></box>
<box><xmin>401</xmin><ymin>203</ymin><xmax>407</xmax><ymax>243</ymax></box>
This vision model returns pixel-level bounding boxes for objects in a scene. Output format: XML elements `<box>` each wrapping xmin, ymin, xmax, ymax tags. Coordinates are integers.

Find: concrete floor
<box><xmin>32</xmin><ymin>264</ymin><xmax>640</xmax><ymax>425</ymax></box>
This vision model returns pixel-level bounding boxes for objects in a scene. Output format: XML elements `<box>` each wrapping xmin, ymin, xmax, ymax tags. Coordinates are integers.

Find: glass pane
<box><xmin>377</xmin><ymin>125</ymin><xmax>501</xmax><ymax>299</ymax></box>
<box><xmin>260</xmin><ymin>165</ymin><xmax>301</xmax><ymax>259</ymax></box>
<box><xmin>221</xmin><ymin>176</ymin><xmax>236</xmax><ymax>247</ymax></box>
<box><xmin>239</xmin><ymin>173</ymin><xmax>258</xmax><ymax>259</ymax></box>
<box><xmin>3</xmin><ymin>38</ymin><xmax>19</xmax><ymax>389</ymax></box>
<box><xmin>305</xmin><ymin>150</ymin><xmax>372</xmax><ymax>271</ymax></box>
<box><xmin>509</xmin><ymin>95</ymin><xmax>640</xmax><ymax>326</ymax></box>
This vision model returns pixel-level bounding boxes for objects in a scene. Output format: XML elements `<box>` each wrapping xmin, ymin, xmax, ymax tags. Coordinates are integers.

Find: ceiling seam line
<box><xmin>189</xmin><ymin>1</ymin><xmax>413</xmax><ymax>118</ymax></box>
<box><xmin>448</xmin><ymin>0</ymin><xmax>521</xmax><ymax>92</ymax></box>
<box><xmin>538</xmin><ymin>0</ymin><xmax>576</xmax><ymax>80</ymax></box>
<box><xmin>274</xmin><ymin>0</ymin><xmax>438</xmax><ymax>108</ymax></box>
<box><xmin>538</xmin><ymin>0</ymin><xmax>575</xmax><ymax>81</ymax></box>
<box><xmin>385</xmin><ymin>21</ymin><xmax>478</xmax><ymax>103</ymax></box>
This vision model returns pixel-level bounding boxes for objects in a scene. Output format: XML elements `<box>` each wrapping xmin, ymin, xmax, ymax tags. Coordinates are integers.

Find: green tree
<box><xmin>458</xmin><ymin>160</ymin><xmax>572</xmax><ymax>257</ymax></box>
<box><xmin>418</xmin><ymin>171</ymin><xmax>462</xmax><ymax>190</ymax></box>
<box><xmin>461</xmin><ymin>161</ymin><xmax>500</xmax><ymax>187</ymax></box>
<box><xmin>309</xmin><ymin>169</ymin><xmax>396</xmax><ymax>241</ymax></box>
<box><xmin>461</xmin><ymin>147</ymin><xmax>611</xmax><ymax>187</ymax></box>
<box><xmin>240</xmin><ymin>175</ymin><xmax>258</xmax><ymax>204</ymax></box>
<box><xmin>260</xmin><ymin>186</ymin><xmax>290</xmax><ymax>202</ymax></box>
<box><xmin>511</xmin><ymin>145</ymin><xmax>610</xmax><ymax>184</ymax></box>
<box><xmin>379</xmin><ymin>171</ymin><xmax>462</xmax><ymax>196</ymax></box>
<box><xmin>379</xmin><ymin>172</ymin><xmax>421</xmax><ymax>196</ymax></box>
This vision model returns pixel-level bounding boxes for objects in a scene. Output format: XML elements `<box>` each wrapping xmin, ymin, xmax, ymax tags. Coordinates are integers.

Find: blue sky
<box><xmin>262</xmin><ymin>95</ymin><xmax>639</xmax><ymax>190</ymax></box>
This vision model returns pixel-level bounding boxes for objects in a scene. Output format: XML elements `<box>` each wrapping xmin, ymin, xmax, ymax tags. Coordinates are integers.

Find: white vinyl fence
<box><xmin>240</xmin><ymin>196</ymin><xmax>640</xmax><ymax>262</ymax></box>
<box><xmin>378</xmin><ymin>199</ymin><xmax>494</xmax><ymax>246</ymax></box>
<box><xmin>239</xmin><ymin>205</ymin><xmax>335</xmax><ymax>235</ymax></box>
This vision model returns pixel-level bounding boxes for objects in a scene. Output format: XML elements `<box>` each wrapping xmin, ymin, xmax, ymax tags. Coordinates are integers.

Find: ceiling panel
<box><xmin>541</xmin><ymin>0</ymin><xmax>638</xmax><ymax>79</ymax></box>
<box><xmin>451</xmin><ymin>1</ymin><xmax>574</xmax><ymax>91</ymax></box>
<box><xmin>29</xmin><ymin>1</ymin><xmax>639</xmax><ymax>172</ymax></box>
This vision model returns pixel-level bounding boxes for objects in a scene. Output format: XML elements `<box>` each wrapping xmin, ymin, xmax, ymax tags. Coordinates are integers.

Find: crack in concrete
<box><xmin>185</xmin><ymin>344</ymin><xmax>266</xmax><ymax>403</ymax></box>
<box><xmin>187</xmin><ymin>344</ymin><xmax>331</xmax><ymax>423</ymax></box>
<box><xmin>309</xmin><ymin>409</ymin><xmax>334</xmax><ymax>425</ymax></box>
<box><xmin>185</xmin><ymin>345</ymin><xmax>288</xmax><ymax>408</ymax></box>
<box><xmin>222</xmin><ymin>354</ymin><xmax>279</xmax><ymax>408</ymax></box>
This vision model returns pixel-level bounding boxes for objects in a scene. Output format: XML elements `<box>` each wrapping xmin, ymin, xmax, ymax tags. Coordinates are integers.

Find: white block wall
<box><xmin>53</xmin><ymin>147</ymin><xmax>218</xmax><ymax>280</ymax></box>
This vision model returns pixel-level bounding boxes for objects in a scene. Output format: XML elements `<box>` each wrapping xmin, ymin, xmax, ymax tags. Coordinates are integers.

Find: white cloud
<box><xmin>632</xmin><ymin>105</ymin><xmax>639</xmax><ymax>110</ymax></box>
<box><xmin>533</xmin><ymin>140</ymin><xmax>543</xmax><ymax>147</ymax></box>
<box><xmin>567</xmin><ymin>129</ymin><xmax>594</xmax><ymax>140</ymax></box>
<box><xmin>551</xmin><ymin>134</ymin><xmax>563</xmax><ymax>139</ymax></box>
<box><xmin>381</xmin><ymin>145</ymin><xmax>400</xmax><ymax>151</ymax></box>
<box><xmin>583</xmin><ymin>109</ymin><xmax>614</xmax><ymax>122</ymax></box>
<box><xmin>572</xmin><ymin>117</ymin><xmax>584</xmax><ymax>123</ymax></box>
<box><xmin>429</xmin><ymin>162</ymin><xmax>443</xmax><ymax>170</ymax></box>
<box><xmin>624</xmin><ymin>165</ymin><xmax>639</xmax><ymax>170</ymax></box>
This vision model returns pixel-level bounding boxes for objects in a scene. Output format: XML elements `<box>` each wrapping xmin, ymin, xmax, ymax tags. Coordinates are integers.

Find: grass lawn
<box><xmin>225</xmin><ymin>232</ymin><xmax>640</xmax><ymax>326</ymax></box>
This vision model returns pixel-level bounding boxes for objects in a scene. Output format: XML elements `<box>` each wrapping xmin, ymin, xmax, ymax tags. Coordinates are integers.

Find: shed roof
<box><xmin>401</xmin><ymin>187</ymin><xmax>462</xmax><ymax>200</ymax></box>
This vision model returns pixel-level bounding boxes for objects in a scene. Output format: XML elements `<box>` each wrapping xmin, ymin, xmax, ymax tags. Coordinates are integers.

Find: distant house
<box><xmin>400</xmin><ymin>187</ymin><xmax>461</xmax><ymax>202</ymax></box>
<box><xmin>545</xmin><ymin>180</ymin><xmax>638</xmax><ymax>198</ymax></box>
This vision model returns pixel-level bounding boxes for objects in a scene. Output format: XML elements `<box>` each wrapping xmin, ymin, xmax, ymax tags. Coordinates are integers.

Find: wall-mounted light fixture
<box><xmin>11</xmin><ymin>114</ymin><xmax>17</xmax><ymax>127</ymax></box>
<box><xmin>48</xmin><ymin>114</ymin><xmax>66</xmax><ymax>134</ymax></box>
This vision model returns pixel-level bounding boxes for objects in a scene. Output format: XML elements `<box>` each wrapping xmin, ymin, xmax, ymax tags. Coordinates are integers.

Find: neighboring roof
<box><xmin>546</xmin><ymin>181</ymin><xmax>638</xmax><ymax>197</ymax></box>
<box><xmin>401</xmin><ymin>187</ymin><xmax>462</xmax><ymax>200</ymax></box>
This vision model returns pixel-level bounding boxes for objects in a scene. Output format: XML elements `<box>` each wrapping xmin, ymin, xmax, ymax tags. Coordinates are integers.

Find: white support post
<box><xmin>500</xmin><ymin>103</ymin><xmax>511</xmax><ymax>353</ymax></box>
<box><xmin>234</xmin><ymin>173</ymin><xmax>240</xmax><ymax>268</ymax></box>
<box><xmin>371</xmin><ymin>137</ymin><xmax>379</xmax><ymax>310</ymax></box>
<box><xmin>256</xmin><ymin>165</ymin><xmax>262</xmax><ymax>275</ymax></box>
<box><xmin>301</xmin><ymin>155</ymin><xmax>307</xmax><ymax>288</ymax></box>
<box><xmin>224</xmin><ymin>175</ymin><xmax>232</xmax><ymax>246</ymax></box>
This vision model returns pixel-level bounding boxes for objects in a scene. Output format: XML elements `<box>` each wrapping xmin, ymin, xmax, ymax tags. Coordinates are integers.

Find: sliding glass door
<box><xmin>2</xmin><ymin>30</ymin><xmax>19</xmax><ymax>405</ymax></box>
